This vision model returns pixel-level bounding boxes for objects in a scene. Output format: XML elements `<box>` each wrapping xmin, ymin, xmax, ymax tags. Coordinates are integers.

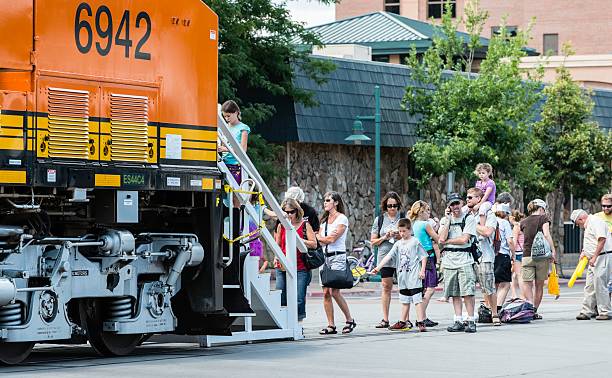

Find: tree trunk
<box><xmin>546</xmin><ymin>190</ymin><xmax>565</xmax><ymax>276</ymax></box>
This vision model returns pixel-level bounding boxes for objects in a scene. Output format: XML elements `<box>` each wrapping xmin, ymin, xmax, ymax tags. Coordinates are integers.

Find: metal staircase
<box><xmin>201</xmin><ymin>107</ymin><xmax>306</xmax><ymax>346</ymax></box>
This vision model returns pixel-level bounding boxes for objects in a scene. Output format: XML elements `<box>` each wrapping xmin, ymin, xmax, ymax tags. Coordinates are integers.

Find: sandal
<box><xmin>375</xmin><ymin>319</ymin><xmax>390</xmax><ymax>328</ymax></box>
<box><xmin>319</xmin><ymin>325</ymin><xmax>337</xmax><ymax>335</ymax></box>
<box><xmin>342</xmin><ymin>319</ymin><xmax>357</xmax><ymax>334</ymax></box>
<box><xmin>492</xmin><ymin>315</ymin><xmax>501</xmax><ymax>326</ymax></box>
<box><xmin>533</xmin><ymin>313</ymin><xmax>542</xmax><ymax>320</ymax></box>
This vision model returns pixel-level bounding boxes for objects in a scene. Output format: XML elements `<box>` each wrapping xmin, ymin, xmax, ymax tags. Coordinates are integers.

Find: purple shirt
<box><xmin>476</xmin><ymin>179</ymin><xmax>496</xmax><ymax>204</ymax></box>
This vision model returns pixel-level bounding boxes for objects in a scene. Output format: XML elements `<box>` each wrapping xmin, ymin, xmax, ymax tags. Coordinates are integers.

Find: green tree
<box><xmin>529</xmin><ymin>44</ymin><xmax>612</xmax><ymax>201</ymax></box>
<box><xmin>401</xmin><ymin>0</ymin><xmax>542</xmax><ymax>190</ymax></box>
<box><xmin>205</xmin><ymin>0</ymin><xmax>336</xmax><ymax>185</ymax></box>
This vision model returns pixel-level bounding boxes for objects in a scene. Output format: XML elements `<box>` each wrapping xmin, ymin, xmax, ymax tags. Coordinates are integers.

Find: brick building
<box><xmin>336</xmin><ymin>0</ymin><xmax>612</xmax><ymax>56</ymax></box>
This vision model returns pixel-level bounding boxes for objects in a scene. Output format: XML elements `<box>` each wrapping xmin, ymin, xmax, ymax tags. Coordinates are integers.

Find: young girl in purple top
<box><xmin>474</xmin><ymin>163</ymin><xmax>496</xmax><ymax>226</ymax></box>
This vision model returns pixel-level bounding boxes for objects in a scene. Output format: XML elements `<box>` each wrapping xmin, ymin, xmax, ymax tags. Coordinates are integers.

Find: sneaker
<box><xmin>416</xmin><ymin>321</ymin><xmax>427</xmax><ymax>332</ymax></box>
<box><xmin>388</xmin><ymin>321</ymin><xmax>411</xmax><ymax>331</ymax></box>
<box><xmin>576</xmin><ymin>313</ymin><xmax>591</xmax><ymax>320</ymax></box>
<box><xmin>447</xmin><ymin>321</ymin><xmax>466</xmax><ymax>332</ymax></box>
<box><xmin>423</xmin><ymin>318</ymin><xmax>438</xmax><ymax>327</ymax></box>
<box><xmin>465</xmin><ymin>321</ymin><xmax>477</xmax><ymax>333</ymax></box>
<box><xmin>595</xmin><ymin>314</ymin><xmax>610</xmax><ymax>320</ymax></box>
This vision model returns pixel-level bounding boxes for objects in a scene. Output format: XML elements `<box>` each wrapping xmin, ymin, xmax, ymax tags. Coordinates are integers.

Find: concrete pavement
<box><xmin>1</xmin><ymin>282</ymin><xmax>609</xmax><ymax>377</ymax></box>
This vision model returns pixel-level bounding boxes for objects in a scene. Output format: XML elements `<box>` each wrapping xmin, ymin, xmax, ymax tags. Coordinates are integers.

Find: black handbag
<box><xmin>303</xmin><ymin>240</ymin><xmax>325</xmax><ymax>270</ymax></box>
<box><xmin>320</xmin><ymin>222</ymin><xmax>353</xmax><ymax>289</ymax></box>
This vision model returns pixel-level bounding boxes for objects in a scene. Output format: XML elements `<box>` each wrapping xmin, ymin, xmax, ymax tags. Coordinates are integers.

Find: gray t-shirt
<box><xmin>496</xmin><ymin>218</ymin><xmax>513</xmax><ymax>256</ymax></box>
<box><xmin>386</xmin><ymin>238</ymin><xmax>427</xmax><ymax>290</ymax></box>
<box><xmin>371</xmin><ymin>213</ymin><xmax>402</xmax><ymax>268</ymax></box>
<box><xmin>440</xmin><ymin>211</ymin><xmax>477</xmax><ymax>269</ymax></box>
<box><xmin>476</xmin><ymin>211</ymin><xmax>498</xmax><ymax>264</ymax></box>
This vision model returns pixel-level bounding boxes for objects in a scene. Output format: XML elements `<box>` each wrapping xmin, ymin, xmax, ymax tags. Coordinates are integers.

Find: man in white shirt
<box><xmin>571</xmin><ymin>209</ymin><xmax>612</xmax><ymax>320</ymax></box>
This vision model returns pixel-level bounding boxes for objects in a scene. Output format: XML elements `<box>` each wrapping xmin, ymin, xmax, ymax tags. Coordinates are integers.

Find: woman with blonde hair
<box><xmin>274</xmin><ymin>198</ymin><xmax>318</xmax><ymax>322</ymax></box>
<box><xmin>408</xmin><ymin>200</ymin><xmax>441</xmax><ymax>328</ymax></box>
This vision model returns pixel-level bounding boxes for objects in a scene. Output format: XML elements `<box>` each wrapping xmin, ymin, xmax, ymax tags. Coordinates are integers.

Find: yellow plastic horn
<box><xmin>568</xmin><ymin>257</ymin><xmax>589</xmax><ymax>288</ymax></box>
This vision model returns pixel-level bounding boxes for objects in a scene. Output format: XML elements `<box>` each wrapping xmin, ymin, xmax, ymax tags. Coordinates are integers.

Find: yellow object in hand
<box><xmin>568</xmin><ymin>257</ymin><xmax>589</xmax><ymax>288</ymax></box>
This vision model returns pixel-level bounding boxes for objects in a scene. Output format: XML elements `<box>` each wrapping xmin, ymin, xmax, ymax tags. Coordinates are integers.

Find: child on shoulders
<box><xmin>474</xmin><ymin>163</ymin><xmax>496</xmax><ymax>226</ymax></box>
<box><xmin>370</xmin><ymin>218</ymin><xmax>428</xmax><ymax>332</ymax></box>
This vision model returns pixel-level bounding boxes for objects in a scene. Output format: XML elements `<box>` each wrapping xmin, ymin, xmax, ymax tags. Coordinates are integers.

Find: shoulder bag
<box><xmin>320</xmin><ymin>220</ymin><xmax>354</xmax><ymax>289</ymax></box>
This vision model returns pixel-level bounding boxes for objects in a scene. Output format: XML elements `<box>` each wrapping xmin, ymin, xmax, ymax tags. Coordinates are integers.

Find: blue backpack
<box><xmin>500</xmin><ymin>299</ymin><xmax>534</xmax><ymax>323</ymax></box>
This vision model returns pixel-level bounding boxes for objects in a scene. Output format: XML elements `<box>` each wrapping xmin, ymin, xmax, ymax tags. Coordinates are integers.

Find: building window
<box><xmin>491</xmin><ymin>26</ymin><xmax>518</xmax><ymax>38</ymax></box>
<box><xmin>543</xmin><ymin>33</ymin><xmax>559</xmax><ymax>55</ymax></box>
<box><xmin>384</xmin><ymin>0</ymin><xmax>400</xmax><ymax>14</ymax></box>
<box><xmin>372</xmin><ymin>55</ymin><xmax>390</xmax><ymax>63</ymax></box>
<box><xmin>428</xmin><ymin>0</ymin><xmax>456</xmax><ymax>19</ymax></box>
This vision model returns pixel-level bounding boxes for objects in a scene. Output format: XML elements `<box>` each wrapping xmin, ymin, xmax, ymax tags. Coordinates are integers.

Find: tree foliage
<box><xmin>529</xmin><ymin>44</ymin><xmax>612</xmax><ymax>201</ymax></box>
<box><xmin>401</xmin><ymin>0</ymin><xmax>543</xmax><ymax>187</ymax></box>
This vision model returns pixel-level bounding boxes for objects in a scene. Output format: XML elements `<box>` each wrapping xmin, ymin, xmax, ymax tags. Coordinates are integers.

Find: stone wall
<box><xmin>286</xmin><ymin>142</ymin><xmax>416</xmax><ymax>248</ymax></box>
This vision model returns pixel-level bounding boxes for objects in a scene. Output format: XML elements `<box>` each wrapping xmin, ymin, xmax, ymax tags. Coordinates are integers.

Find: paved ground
<box><xmin>1</xmin><ymin>282</ymin><xmax>608</xmax><ymax>377</ymax></box>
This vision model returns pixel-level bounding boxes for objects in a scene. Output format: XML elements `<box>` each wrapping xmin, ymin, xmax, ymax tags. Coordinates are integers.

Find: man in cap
<box><xmin>438</xmin><ymin>193</ymin><xmax>478</xmax><ymax>333</ymax></box>
<box><xmin>571</xmin><ymin>209</ymin><xmax>612</xmax><ymax>320</ymax></box>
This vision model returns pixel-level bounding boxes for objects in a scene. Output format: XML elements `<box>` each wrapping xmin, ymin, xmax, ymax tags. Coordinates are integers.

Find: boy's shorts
<box><xmin>475</xmin><ymin>262</ymin><xmax>496</xmax><ymax>295</ymax></box>
<box><xmin>399</xmin><ymin>290</ymin><xmax>423</xmax><ymax>304</ymax></box>
<box><xmin>522</xmin><ymin>256</ymin><xmax>549</xmax><ymax>282</ymax></box>
<box><xmin>443</xmin><ymin>265</ymin><xmax>476</xmax><ymax>297</ymax></box>
<box><xmin>494</xmin><ymin>254</ymin><xmax>512</xmax><ymax>283</ymax></box>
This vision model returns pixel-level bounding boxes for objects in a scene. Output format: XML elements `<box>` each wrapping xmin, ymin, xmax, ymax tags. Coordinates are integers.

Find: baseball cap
<box><xmin>570</xmin><ymin>209</ymin><xmax>587</xmax><ymax>223</ymax></box>
<box><xmin>499</xmin><ymin>203</ymin><xmax>511</xmax><ymax>214</ymax></box>
<box><xmin>447</xmin><ymin>193</ymin><xmax>462</xmax><ymax>205</ymax></box>
<box><xmin>531</xmin><ymin>198</ymin><xmax>547</xmax><ymax>210</ymax></box>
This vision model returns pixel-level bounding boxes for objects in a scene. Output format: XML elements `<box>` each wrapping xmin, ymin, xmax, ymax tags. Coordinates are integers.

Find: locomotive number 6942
<box><xmin>74</xmin><ymin>2</ymin><xmax>152</xmax><ymax>60</ymax></box>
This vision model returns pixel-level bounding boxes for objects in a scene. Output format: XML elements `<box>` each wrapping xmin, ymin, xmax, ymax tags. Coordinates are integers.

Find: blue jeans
<box><xmin>275</xmin><ymin>269</ymin><xmax>312</xmax><ymax>321</ymax></box>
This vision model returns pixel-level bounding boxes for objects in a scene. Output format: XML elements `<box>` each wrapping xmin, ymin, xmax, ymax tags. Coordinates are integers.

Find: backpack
<box><xmin>377</xmin><ymin>212</ymin><xmax>406</xmax><ymax>236</ymax></box>
<box><xmin>531</xmin><ymin>231</ymin><xmax>552</xmax><ymax>260</ymax></box>
<box><xmin>493</xmin><ymin>224</ymin><xmax>502</xmax><ymax>255</ymax></box>
<box><xmin>477</xmin><ymin>303</ymin><xmax>493</xmax><ymax>323</ymax></box>
<box><xmin>499</xmin><ymin>300</ymin><xmax>534</xmax><ymax>323</ymax></box>
<box><xmin>444</xmin><ymin>213</ymin><xmax>481</xmax><ymax>263</ymax></box>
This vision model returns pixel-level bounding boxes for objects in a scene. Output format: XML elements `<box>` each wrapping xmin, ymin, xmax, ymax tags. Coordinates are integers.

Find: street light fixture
<box><xmin>344</xmin><ymin>86</ymin><xmax>382</xmax><ymax>277</ymax></box>
<box><xmin>344</xmin><ymin>85</ymin><xmax>381</xmax><ymax>219</ymax></box>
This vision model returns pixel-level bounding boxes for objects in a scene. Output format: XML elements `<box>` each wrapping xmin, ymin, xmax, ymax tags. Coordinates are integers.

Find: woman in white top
<box><xmin>317</xmin><ymin>191</ymin><xmax>356</xmax><ymax>335</ymax></box>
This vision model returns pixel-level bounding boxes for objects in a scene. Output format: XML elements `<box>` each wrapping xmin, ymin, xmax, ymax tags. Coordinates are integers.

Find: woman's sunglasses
<box><xmin>324</xmin><ymin>198</ymin><xmax>333</xmax><ymax>202</ymax></box>
<box><xmin>284</xmin><ymin>209</ymin><xmax>297</xmax><ymax>215</ymax></box>
<box><xmin>386</xmin><ymin>204</ymin><xmax>399</xmax><ymax>208</ymax></box>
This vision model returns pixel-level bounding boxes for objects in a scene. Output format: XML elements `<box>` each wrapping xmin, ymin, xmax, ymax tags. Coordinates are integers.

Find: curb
<box><xmin>306</xmin><ymin>279</ymin><xmax>586</xmax><ymax>298</ymax></box>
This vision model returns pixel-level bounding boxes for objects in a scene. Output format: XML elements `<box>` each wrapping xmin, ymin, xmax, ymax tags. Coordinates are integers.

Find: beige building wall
<box><xmin>520</xmin><ymin>55</ymin><xmax>612</xmax><ymax>90</ymax></box>
<box><xmin>335</xmin><ymin>0</ymin><xmax>612</xmax><ymax>55</ymax></box>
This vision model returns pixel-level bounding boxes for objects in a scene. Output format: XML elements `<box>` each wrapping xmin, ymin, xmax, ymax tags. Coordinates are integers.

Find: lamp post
<box><xmin>345</xmin><ymin>86</ymin><xmax>382</xmax><ymax>280</ymax></box>
<box><xmin>344</xmin><ymin>85</ymin><xmax>381</xmax><ymax>219</ymax></box>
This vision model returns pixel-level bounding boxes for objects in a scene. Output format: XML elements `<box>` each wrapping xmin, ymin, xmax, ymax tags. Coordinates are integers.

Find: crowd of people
<box><xmin>218</xmin><ymin>103</ymin><xmax>611</xmax><ymax>334</ymax></box>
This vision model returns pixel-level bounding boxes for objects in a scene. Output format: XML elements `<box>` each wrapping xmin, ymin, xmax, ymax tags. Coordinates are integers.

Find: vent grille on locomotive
<box><xmin>110</xmin><ymin>94</ymin><xmax>149</xmax><ymax>162</ymax></box>
<box><xmin>47</xmin><ymin>87</ymin><xmax>90</xmax><ymax>159</ymax></box>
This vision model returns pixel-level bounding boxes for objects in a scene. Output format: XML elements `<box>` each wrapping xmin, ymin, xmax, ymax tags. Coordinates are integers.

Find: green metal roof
<box><xmin>256</xmin><ymin>56</ymin><xmax>612</xmax><ymax>147</ymax></box>
<box><xmin>299</xmin><ymin>11</ymin><xmax>489</xmax><ymax>55</ymax></box>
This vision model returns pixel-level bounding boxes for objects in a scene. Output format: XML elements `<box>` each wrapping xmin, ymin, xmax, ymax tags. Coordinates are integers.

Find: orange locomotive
<box><xmin>0</xmin><ymin>0</ymin><xmax>246</xmax><ymax>364</ymax></box>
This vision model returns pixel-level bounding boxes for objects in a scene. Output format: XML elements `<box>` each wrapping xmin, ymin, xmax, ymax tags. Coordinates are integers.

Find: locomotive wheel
<box><xmin>79</xmin><ymin>299</ymin><xmax>143</xmax><ymax>357</ymax></box>
<box><xmin>0</xmin><ymin>342</ymin><xmax>35</xmax><ymax>365</ymax></box>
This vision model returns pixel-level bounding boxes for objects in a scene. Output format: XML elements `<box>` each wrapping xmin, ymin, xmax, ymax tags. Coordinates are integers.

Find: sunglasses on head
<box><xmin>284</xmin><ymin>209</ymin><xmax>297</xmax><ymax>215</ymax></box>
<box><xmin>386</xmin><ymin>204</ymin><xmax>399</xmax><ymax>208</ymax></box>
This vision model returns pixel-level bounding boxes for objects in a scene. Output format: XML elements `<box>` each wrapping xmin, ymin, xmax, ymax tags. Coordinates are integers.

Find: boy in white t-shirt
<box><xmin>371</xmin><ymin>218</ymin><xmax>428</xmax><ymax>332</ymax></box>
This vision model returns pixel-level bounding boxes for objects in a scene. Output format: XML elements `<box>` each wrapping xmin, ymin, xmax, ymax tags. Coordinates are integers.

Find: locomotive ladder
<box><xmin>201</xmin><ymin>106</ymin><xmax>305</xmax><ymax>346</ymax></box>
